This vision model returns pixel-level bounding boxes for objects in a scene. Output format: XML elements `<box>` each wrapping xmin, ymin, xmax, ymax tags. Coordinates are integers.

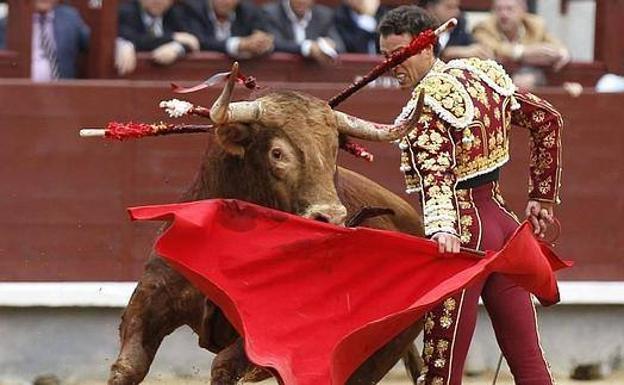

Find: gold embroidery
<box><xmin>434</xmin><ymin>358</ymin><xmax>446</xmax><ymax>368</ymax></box>
<box><xmin>483</xmin><ymin>114</ymin><xmax>491</xmax><ymax>128</ymax></box>
<box><xmin>543</xmin><ymin>131</ymin><xmax>556</xmax><ymax>148</ymax></box>
<box><xmin>432</xmin><ymin>339</ymin><xmax>451</xmax><ymax>369</ymax></box>
<box><xmin>432</xmin><ymin>377</ymin><xmax>444</xmax><ymax>385</ymax></box>
<box><xmin>425</xmin><ymin>313</ymin><xmax>435</xmax><ymax>332</ymax></box>
<box><xmin>460</xmin><ymin>215</ymin><xmax>474</xmax><ymax>244</ymax></box>
<box><xmin>436</xmin><ymin>297</ymin><xmax>457</xmax><ymax>330</ymax></box>
<box><xmin>443</xmin><ymin>298</ymin><xmax>456</xmax><ymax>311</ymax></box>
<box><xmin>460</xmin><ymin>58</ymin><xmax>516</xmax><ymax>96</ymax></box>
<box><xmin>437</xmin><ymin>339</ymin><xmax>450</xmax><ymax>352</ymax></box>
<box><xmin>448</xmin><ymin>68</ymin><xmax>465</xmax><ymax>78</ymax></box>
<box><xmin>424</xmin><ymin>340</ymin><xmax>434</xmax><ymax>363</ymax></box>
<box><xmin>538</xmin><ymin>177</ymin><xmax>553</xmax><ymax>194</ymax></box>
<box><xmin>439</xmin><ymin>314</ymin><xmax>453</xmax><ymax>329</ymax></box>
<box><xmin>532</xmin><ymin>110</ymin><xmax>546</xmax><ymax>123</ymax></box>
<box><xmin>414</xmin><ymin>70</ymin><xmax>475</xmax><ymax>128</ymax></box>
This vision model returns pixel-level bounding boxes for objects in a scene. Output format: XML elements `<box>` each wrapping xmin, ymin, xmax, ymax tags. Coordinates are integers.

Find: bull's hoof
<box><xmin>211</xmin><ymin>368</ymin><xmax>239</xmax><ymax>385</ymax></box>
<box><xmin>108</xmin><ymin>362</ymin><xmax>144</xmax><ymax>385</ymax></box>
<box><xmin>241</xmin><ymin>366</ymin><xmax>272</xmax><ymax>383</ymax></box>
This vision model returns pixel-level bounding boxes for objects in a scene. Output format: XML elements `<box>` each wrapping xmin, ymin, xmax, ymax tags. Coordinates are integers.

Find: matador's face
<box><xmin>379</xmin><ymin>33</ymin><xmax>436</xmax><ymax>90</ymax></box>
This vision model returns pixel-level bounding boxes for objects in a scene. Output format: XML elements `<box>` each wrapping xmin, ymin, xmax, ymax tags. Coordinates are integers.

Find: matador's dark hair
<box><xmin>417</xmin><ymin>0</ymin><xmax>442</xmax><ymax>7</ymax></box>
<box><xmin>378</xmin><ymin>5</ymin><xmax>437</xmax><ymax>38</ymax></box>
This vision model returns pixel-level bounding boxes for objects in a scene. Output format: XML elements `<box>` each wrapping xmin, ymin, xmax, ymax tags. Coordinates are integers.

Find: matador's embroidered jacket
<box><xmin>395</xmin><ymin>58</ymin><xmax>563</xmax><ymax>237</ymax></box>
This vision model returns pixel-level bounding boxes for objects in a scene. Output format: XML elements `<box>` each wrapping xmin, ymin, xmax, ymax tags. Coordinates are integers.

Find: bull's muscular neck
<box><xmin>181</xmin><ymin>145</ymin><xmax>286</xmax><ymax>211</ymax></box>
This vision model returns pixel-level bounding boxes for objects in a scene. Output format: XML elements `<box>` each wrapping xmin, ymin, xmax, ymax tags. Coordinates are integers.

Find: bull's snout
<box><xmin>303</xmin><ymin>204</ymin><xmax>348</xmax><ymax>226</ymax></box>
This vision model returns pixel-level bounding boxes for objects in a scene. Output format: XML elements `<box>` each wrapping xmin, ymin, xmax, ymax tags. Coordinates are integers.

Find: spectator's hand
<box><xmin>252</xmin><ymin>31</ymin><xmax>274</xmax><ymax>55</ymax></box>
<box><xmin>115</xmin><ymin>38</ymin><xmax>136</xmax><ymax>76</ymax></box>
<box><xmin>309</xmin><ymin>41</ymin><xmax>337</xmax><ymax>65</ymax></box>
<box><xmin>563</xmin><ymin>81</ymin><xmax>583</xmax><ymax>97</ymax></box>
<box><xmin>553</xmin><ymin>48</ymin><xmax>570</xmax><ymax>72</ymax></box>
<box><xmin>431</xmin><ymin>232</ymin><xmax>461</xmax><ymax>254</ymax></box>
<box><xmin>321</xmin><ymin>37</ymin><xmax>338</xmax><ymax>50</ymax></box>
<box><xmin>239</xmin><ymin>31</ymin><xmax>274</xmax><ymax>57</ymax></box>
<box><xmin>525</xmin><ymin>200</ymin><xmax>555</xmax><ymax>237</ymax></box>
<box><xmin>521</xmin><ymin>44</ymin><xmax>561</xmax><ymax>66</ymax></box>
<box><xmin>152</xmin><ymin>42</ymin><xmax>184</xmax><ymax>65</ymax></box>
<box><xmin>173</xmin><ymin>32</ymin><xmax>200</xmax><ymax>52</ymax></box>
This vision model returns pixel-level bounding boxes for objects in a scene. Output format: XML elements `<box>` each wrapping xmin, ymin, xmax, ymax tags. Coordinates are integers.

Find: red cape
<box><xmin>129</xmin><ymin>199</ymin><xmax>571</xmax><ymax>385</ymax></box>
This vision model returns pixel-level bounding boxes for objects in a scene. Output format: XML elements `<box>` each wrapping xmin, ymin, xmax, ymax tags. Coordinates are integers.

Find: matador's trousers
<box><xmin>421</xmin><ymin>181</ymin><xmax>554</xmax><ymax>385</ymax></box>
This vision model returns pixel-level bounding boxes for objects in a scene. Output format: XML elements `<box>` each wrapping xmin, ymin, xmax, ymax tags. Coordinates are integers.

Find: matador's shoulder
<box><xmin>408</xmin><ymin>58</ymin><xmax>519</xmax><ymax>130</ymax></box>
<box><xmin>445</xmin><ymin>58</ymin><xmax>517</xmax><ymax>97</ymax></box>
<box><xmin>412</xmin><ymin>66</ymin><xmax>474</xmax><ymax>129</ymax></box>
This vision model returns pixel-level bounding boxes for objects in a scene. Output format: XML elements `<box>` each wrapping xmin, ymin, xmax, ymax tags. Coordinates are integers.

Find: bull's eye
<box><xmin>271</xmin><ymin>148</ymin><xmax>283</xmax><ymax>160</ymax></box>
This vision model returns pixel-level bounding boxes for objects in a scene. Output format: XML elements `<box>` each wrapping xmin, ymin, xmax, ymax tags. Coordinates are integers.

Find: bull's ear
<box><xmin>215</xmin><ymin>124</ymin><xmax>252</xmax><ymax>157</ymax></box>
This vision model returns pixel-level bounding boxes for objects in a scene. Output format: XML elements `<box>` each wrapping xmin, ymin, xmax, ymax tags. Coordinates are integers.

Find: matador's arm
<box><xmin>511</xmin><ymin>92</ymin><xmax>563</xmax><ymax>204</ymax></box>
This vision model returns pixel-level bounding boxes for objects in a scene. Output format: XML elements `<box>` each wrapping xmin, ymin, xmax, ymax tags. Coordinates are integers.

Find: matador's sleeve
<box><xmin>411</xmin><ymin>109</ymin><xmax>461</xmax><ymax>237</ymax></box>
<box><xmin>511</xmin><ymin>92</ymin><xmax>563</xmax><ymax>204</ymax></box>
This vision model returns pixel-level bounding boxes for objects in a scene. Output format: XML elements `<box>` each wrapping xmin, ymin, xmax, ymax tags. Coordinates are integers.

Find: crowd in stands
<box><xmin>2</xmin><ymin>0</ymin><xmax>619</xmax><ymax>91</ymax></box>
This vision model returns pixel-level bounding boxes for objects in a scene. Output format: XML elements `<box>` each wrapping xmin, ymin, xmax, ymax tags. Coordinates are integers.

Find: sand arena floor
<box><xmin>75</xmin><ymin>371</ymin><xmax>624</xmax><ymax>385</ymax></box>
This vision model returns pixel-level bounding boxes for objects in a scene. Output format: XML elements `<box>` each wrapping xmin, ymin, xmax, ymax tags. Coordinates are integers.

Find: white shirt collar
<box><xmin>282</xmin><ymin>0</ymin><xmax>312</xmax><ymax>27</ymax></box>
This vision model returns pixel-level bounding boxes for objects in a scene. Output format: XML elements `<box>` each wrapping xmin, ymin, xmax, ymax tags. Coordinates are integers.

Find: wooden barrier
<box><xmin>125</xmin><ymin>52</ymin><xmax>607</xmax><ymax>86</ymax></box>
<box><xmin>594</xmin><ymin>0</ymin><xmax>624</xmax><ymax>75</ymax></box>
<box><xmin>0</xmin><ymin>79</ymin><xmax>622</xmax><ymax>281</ymax></box>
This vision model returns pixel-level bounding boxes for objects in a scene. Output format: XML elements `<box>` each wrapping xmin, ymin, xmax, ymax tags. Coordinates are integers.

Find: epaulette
<box><xmin>413</xmin><ymin>71</ymin><xmax>475</xmax><ymax>129</ymax></box>
<box><xmin>446</xmin><ymin>58</ymin><xmax>519</xmax><ymax>109</ymax></box>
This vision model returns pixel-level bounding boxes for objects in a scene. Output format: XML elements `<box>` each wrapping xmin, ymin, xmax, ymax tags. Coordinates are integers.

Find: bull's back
<box><xmin>336</xmin><ymin>167</ymin><xmax>423</xmax><ymax>236</ymax></box>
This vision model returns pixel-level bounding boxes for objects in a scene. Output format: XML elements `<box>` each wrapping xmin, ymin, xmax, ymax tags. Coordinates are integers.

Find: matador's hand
<box><xmin>525</xmin><ymin>200</ymin><xmax>555</xmax><ymax>237</ymax></box>
<box><xmin>432</xmin><ymin>232</ymin><xmax>461</xmax><ymax>254</ymax></box>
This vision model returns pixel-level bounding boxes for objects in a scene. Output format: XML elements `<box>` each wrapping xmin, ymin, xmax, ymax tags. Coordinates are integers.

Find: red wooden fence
<box><xmin>0</xmin><ymin>80</ymin><xmax>622</xmax><ymax>281</ymax></box>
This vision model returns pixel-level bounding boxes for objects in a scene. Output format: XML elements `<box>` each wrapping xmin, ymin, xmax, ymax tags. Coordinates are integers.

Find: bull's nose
<box><xmin>303</xmin><ymin>204</ymin><xmax>347</xmax><ymax>226</ymax></box>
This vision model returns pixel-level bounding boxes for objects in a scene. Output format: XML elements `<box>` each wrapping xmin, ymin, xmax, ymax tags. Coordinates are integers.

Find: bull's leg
<box><xmin>402</xmin><ymin>342</ymin><xmax>424</xmax><ymax>384</ymax></box>
<box><xmin>210</xmin><ymin>338</ymin><xmax>252</xmax><ymax>385</ymax></box>
<box><xmin>108</xmin><ymin>259</ymin><xmax>203</xmax><ymax>385</ymax></box>
<box><xmin>347</xmin><ymin>320</ymin><xmax>424</xmax><ymax>385</ymax></box>
<box><xmin>107</xmin><ymin>311</ymin><xmax>166</xmax><ymax>385</ymax></box>
<box><xmin>210</xmin><ymin>337</ymin><xmax>273</xmax><ymax>385</ymax></box>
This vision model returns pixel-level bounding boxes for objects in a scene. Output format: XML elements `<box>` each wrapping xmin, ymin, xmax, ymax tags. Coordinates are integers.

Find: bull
<box><xmin>108</xmin><ymin>64</ymin><xmax>426</xmax><ymax>385</ymax></box>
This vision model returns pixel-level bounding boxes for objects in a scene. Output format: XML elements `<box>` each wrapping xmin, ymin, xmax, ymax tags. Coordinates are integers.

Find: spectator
<box><xmin>117</xmin><ymin>0</ymin><xmax>199</xmax><ymax>74</ymax></box>
<box><xmin>180</xmin><ymin>0</ymin><xmax>273</xmax><ymax>59</ymax></box>
<box><xmin>420</xmin><ymin>0</ymin><xmax>493</xmax><ymax>60</ymax></box>
<box><xmin>263</xmin><ymin>0</ymin><xmax>344</xmax><ymax>64</ymax></box>
<box><xmin>334</xmin><ymin>0</ymin><xmax>387</xmax><ymax>54</ymax></box>
<box><xmin>31</xmin><ymin>0</ymin><xmax>89</xmax><ymax>82</ymax></box>
<box><xmin>473</xmin><ymin>0</ymin><xmax>570</xmax><ymax>89</ymax></box>
<box><xmin>0</xmin><ymin>14</ymin><xmax>5</xmax><ymax>50</ymax></box>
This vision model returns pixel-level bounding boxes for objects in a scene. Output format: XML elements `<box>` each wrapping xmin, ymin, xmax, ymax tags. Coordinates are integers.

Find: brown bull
<box><xmin>108</xmin><ymin>64</ymin><xmax>426</xmax><ymax>385</ymax></box>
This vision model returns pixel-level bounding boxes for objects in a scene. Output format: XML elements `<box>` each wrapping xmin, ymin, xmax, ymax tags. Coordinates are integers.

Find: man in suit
<box><xmin>180</xmin><ymin>0</ymin><xmax>273</xmax><ymax>58</ymax></box>
<box><xmin>0</xmin><ymin>15</ymin><xmax>6</xmax><ymax>50</ymax></box>
<box><xmin>420</xmin><ymin>0</ymin><xmax>492</xmax><ymax>61</ymax></box>
<box><xmin>117</xmin><ymin>0</ymin><xmax>200</xmax><ymax>73</ymax></box>
<box><xmin>263</xmin><ymin>0</ymin><xmax>344</xmax><ymax>64</ymax></box>
<box><xmin>473</xmin><ymin>0</ymin><xmax>570</xmax><ymax>89</ymax></box>
<box><xmin>334</xmin><ymin>0</ymin><xmax>388</xmax><ymax>54</ymax></box>
<box><xmin>31</xmin><ymin>0</ymin><xmax>89</xmax><ymax>81</ymax></box>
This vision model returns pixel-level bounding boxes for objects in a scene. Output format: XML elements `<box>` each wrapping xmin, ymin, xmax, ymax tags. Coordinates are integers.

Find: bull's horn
<box><xmin>210</xmin><ymin>62</ymin><xmax>262</xmax><ymax>125</ymax></box>
<box><xmin>334</xmin><ymin>91</ymin><xmax>425</xmax><ymax>141</ymax></box>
